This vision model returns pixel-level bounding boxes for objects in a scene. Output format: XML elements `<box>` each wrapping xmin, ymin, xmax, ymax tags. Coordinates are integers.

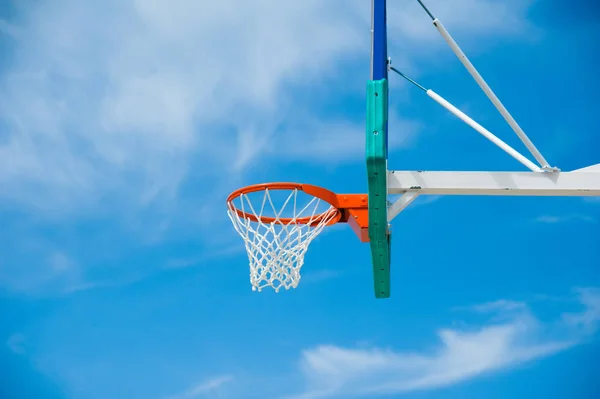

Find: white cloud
<box><xmin>283</xmin><ymin>289</ymin><xmax>600</xmax><ymax>399</ymax></box>
<box><xmin>456</xmin><ymin>299</ymin><xmax>528</xmax><ymax>314</ymax></box>
<box><xmin>165</xmin><ymin>375</ymin><xmax>233</xmax><ymax>399</ymax></box>
<box><xmin>535</xmin><ymin>214</ymin><xmax>596</xmax><ymax>224</ymax></box>
<box><xmin>386</xmin><ymin>0</ymin><xmax>538</xmax><ymax>69</ymax></box>
<box><xmin>301</xmin><ymin>269</ymin><xmax>344</xmax><ymax>285</ymax></box>
<box><xmin>275</xmin><ymin>112</ymin><xmax>421</xmax><ymax>164</ymax></box>
<box><xmin>0</xmin><ymin>0</ymin><xmax>540</xmax><ymax>295</ymax></box>
<box><xmin>562</xmin><ymin>287</ymin><xmax>600</xmax><ymax>335</ymax></box>
<box><xmin>49</xmin><ymin>251</ymin><xmax>76</xmax><ymax>272</ymax></box>
<box><xmin>164</xmin><ymin>246</ymin><xmax>245</xmax><ymax>270</ymax></box>
<box><xmin>0</xmin><ymin>0</ymin><xmax>538</xmax><ymax>214</ymax></box>
<box><xmin>0</xmin><ymin>0</ymin><xmax>369</xmax><ymax>212</ymax></box>
<box><xmin>6</xmin><ymin>333</ymin><xmax>27</xmax><ymax>355</ymax></box>
<box><xmin>0</xmin><ymin>19</ymin><xmax>20</xmax><ymax>39</ymax></box>
<box><xmin>0</xmin><ymin>249</ymin><xmax>82</xmax><ymax>295</ymax></box>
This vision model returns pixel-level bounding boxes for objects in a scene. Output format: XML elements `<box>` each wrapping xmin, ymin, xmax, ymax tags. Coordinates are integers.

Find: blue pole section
<box><xmin>372</xmin><ymin>0</ymin><xmax>388</xmax><ymax>151</ymax></box>
<box><xmin>372</xmin><ymin>0</ymin><xmax>388</xmax><ymax>80</ymax></box>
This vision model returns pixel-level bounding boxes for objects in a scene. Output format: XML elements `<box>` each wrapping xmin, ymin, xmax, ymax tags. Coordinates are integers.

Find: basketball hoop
<box><xmin>226</xmin><ymin>183</ymin><xmax>368</xmax><ymax>293</ymax></box>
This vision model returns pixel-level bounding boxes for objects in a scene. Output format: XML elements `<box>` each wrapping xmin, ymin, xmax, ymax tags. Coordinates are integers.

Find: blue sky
<box><xmin>1</xmin><ymin>0</ymin><xmax>599</xmax><ymax>398</ymax></box>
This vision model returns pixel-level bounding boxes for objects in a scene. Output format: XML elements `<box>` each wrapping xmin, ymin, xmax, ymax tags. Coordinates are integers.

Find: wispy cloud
<box><xmin>534</xmin><ymin>214</ymin><xmax>596</xmax><ymax>224</ymax></box>
<box><xmin>301</xmin><ymin>269</ymin><xmax>344</xmax><ymax>285</ymax></box>
<box><xmin>283</xmin><ymin>288</ymin><xmax>600</xmax><ymax>399</ymax></box>
<box><xmin>164</xmin><ymin>246</ymin><xmax>245</xmax><ymax>270</ymax></box>
<box><xmin>412</xmin><ymin>195</ymin><xmax>443</xmax><ymax>207</ymax></box>
<box><xmin>164</xmin><ymin>375</ymin><xmax>233</xmax><ymax>399</ymax></box>
<box><xmin>0</xmin><ymin>0</ymin><xmax>541</xmax><ymax>295</ymax></box>
<box><xmin>455</xmin><ymin>299</ymin><xmax>528</xmax><ymax>314</ymax></box>
<box><xmin>0</xmin><ymin>19</ymin><xmax>20</xmax><ymax>39</ymax></box>
<box><xmin>562</xmin><ymin>287</ymin><xmax>600</xmax><ymax>335</ymax></box>
<box><xmin>0</xmin><ymin>0</ymin><xmax>538</xmax><ymax>214</ymax></box>
<box><xmin>6</xmin><ymin>333</ymin><xmax>27</xmax><ymax>355</ymax></box>
<box><xmin>275</xmin><ymin>112</ymin><xmax>422</xmax><ymax>164</ymax></box>
<box><xmin>389</xmin><ymin>0</ymin><xmax>537</xmax><ymax>42</ymax></box>
<box><xmin>0</xmin><ymin>0</ymin><xmax>368</xmax><ymax>213</ymax></box>
<box><xmin>0</xmin><ymin>249</ymin><xmax>83</xmax><ymax>296</ymax></box>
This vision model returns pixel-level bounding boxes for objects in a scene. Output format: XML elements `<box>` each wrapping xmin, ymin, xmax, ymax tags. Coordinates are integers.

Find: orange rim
<box><xmin>226</xmin><ymin>182</ymin><xmax>344</xmax><ymax>226</ymax></box>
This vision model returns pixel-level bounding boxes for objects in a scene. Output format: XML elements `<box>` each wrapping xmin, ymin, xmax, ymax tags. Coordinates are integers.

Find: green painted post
<box><xmin>366</xmin><ymin>79</ymin><xmax>391</xmax><ymax>299</ymax></box>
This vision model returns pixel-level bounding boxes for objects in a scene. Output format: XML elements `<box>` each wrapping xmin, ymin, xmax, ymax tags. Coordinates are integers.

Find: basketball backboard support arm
<box><xmin>387</xmin><ymin>167</ymin><xmax>600</xmax><ymax>221</ymax></box>
<box><xmin>383</xmin><ymin>0</ymin><xmax>600</xmax><ymax>222</ymax></box>
<box><xmin>416</xmin><ymin>0</ymin><xmax>556</xmax><ymax>171</ymax></box>
<box><xmin>389</xmin><ymin>65</ymin><xmax>543</xmax><ymax>173</ymax></box>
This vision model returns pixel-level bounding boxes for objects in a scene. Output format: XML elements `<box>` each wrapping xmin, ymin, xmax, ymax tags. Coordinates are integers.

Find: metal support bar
<box><xmin>372</xmin><ymin>0</ymin><xmax>389</xmax><ymax>153</ymax></box>
<box><xmin>416</xmin><ymin>0</ymin><xmax>435</xmax><ymax>20</ymax></box>
<box><xmin>427</xmin><ymin>90</ymin><xmax>542</xmax><ymax>172</ymax></box>
<box><xmin>388</xmin><ymin>66</ymin><xmax>541</xmax><ymax>172</ymax></box>
<box><xmin>372</xmin><ymin>0</ymin><xmax>388</xmax><ymax>81</ymax></box>
<box><xmin>432</xmin><ymin>18</ymin><xmax>555</xmax><ymax>170</ymax></box>
<box><xmin>387</xmin><ymin>170</ymin><xmax>600</xmax><ymax>197</ymax></box>
<box><xmin>387</xmin><ymin>192</ymin><xmax>419</xmax><ymax>222</ymax></box>
<box><xmin>389</xmin><ymin>66</ymin><xmax>427</xmax><ymax>92</ymax></box>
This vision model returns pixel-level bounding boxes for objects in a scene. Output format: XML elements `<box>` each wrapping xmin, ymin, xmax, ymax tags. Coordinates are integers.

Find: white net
<box><xmin>227</xmin><ymin>188</ymin><xmax>340</xmax><ymax>292</ymax></box>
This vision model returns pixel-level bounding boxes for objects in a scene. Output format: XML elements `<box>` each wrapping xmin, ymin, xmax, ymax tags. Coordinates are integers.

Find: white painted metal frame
<box><xmin>387</xmin><ymin>168</ymin><xmax>600</xmax><ymax>220</ymax></box>
<box><xmin>387</xmin><ymin>2</ymin><xmax>600</xmax><ymax>220</ymax></box>
<box><xmin>432</xmin><ymin>19</ymin><xmax>555</xmax><ymax>171</ymax></box>
<box><xmin>426</xmin><ymin>90</ymin><xmax>542</xmax><ymax>172</ymax></box>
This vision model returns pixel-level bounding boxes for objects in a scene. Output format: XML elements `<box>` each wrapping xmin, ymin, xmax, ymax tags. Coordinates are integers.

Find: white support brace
<box><xmin>432</xmin><ymin>18</ymin><xmax>555</xmax><ymax>171</ymax></box>
<box><xmin>386</xmin><ymin>167</ymin><xmax>600</xmax><ymax>219</ymax></box>
<box><xmin>426</xmin><ymin>90</ymin><xmax>542</xmax><ymax>172</ymax></box>
<box><xmin>388</xmin><ymin>192</ymin><xmax>419</xmax><ymax>222</ymax></box>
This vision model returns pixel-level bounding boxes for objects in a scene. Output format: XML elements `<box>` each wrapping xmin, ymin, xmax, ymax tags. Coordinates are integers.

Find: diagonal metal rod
<box><xmin>414</xmin><ymin>0</ymin><xmax>556</xmax><ymax>171</ymax></box>
<box><xmin>416</xmin><ymin>0</ymin><xmax>435</xmax><ymax>20</ymax></box>
<box><xmin>389</xmin><ymin>67</ymin><xmax>541</xmax><ymax>172</ymax></box>
<box><xmin>389</xmin><ymin>66</ymin><xmax>427</xmax><ymax>92</ymax></box>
